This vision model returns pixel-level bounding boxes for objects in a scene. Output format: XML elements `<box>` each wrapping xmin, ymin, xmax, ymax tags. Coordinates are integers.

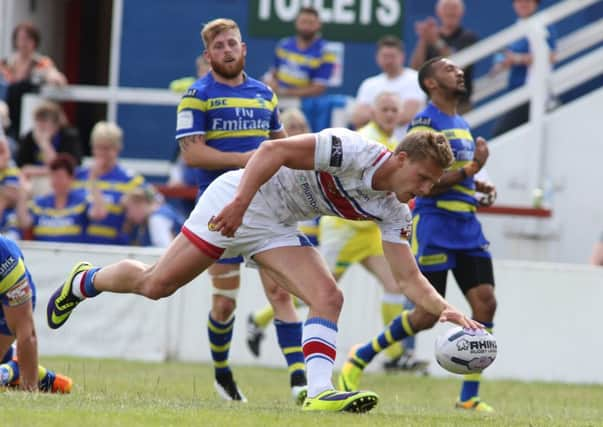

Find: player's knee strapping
<box><xmin>211</xmin><ymin>285</ymin><xmax>240</xmax><ymax>301</ymax></box>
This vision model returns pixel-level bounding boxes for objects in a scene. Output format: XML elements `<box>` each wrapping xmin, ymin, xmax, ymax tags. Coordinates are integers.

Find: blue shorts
<box><xmin>0</xmin><ymin>282</ymin><xmax>36</xmax><ymax>336</ymax></box>
<box><xmin>217</xmin><ymin>256</ymin><xmax>244</xmax><ymax>264</ymax></box>
<box><xmin>411</xmin><ymin>210</ymin><xmax>491</xmax><ymax>272</ymax></box>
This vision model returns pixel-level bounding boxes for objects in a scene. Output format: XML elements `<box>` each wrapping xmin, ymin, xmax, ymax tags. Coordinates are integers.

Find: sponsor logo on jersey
<box><xmin>177</xmin><ymin>111</ymin><xmax>194</xmax><ymax>130</ymax></box>
<box><xmin>329</xmin><ymin>136</ymin><xmax>342</xmax><ymax>167</ymax></box>
<box><xmin>297</xmin><ymin>175</ymin><xmax>320</xmax><ymax>212</ymax></box>
<box><xmin>411</xmin><ymin>117</ymin><xmax>432</xmax><ymax>127</ymax></box>
<box><xmin>0</xmin><ymin>256</ymin><xmax>16</xmax><ymax>277</ymax></box>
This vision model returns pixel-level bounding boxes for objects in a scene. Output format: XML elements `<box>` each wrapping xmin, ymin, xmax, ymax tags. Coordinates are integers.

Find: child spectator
<box><xmin>121</xmin><ymin>186</ymin><xmax>184</xmax><ymax>248</ymax></box>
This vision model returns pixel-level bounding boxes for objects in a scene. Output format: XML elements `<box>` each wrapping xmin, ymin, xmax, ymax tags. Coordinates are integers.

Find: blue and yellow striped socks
<box><xmin>275</xmin><ymin>320</ymin><xmax>306</xmax><ymax>387</ymax></box>
<box><xmin>356</xmin><ymin>310</ymin><xmax>415</xmax><ymax>364</ymax></box>
<box><xmin>207</xmin><ymin>314</ymin><xmax>235</xmax><ymax>377</ymax></box>
<box><xmin>0</xmin><ymin>360</ymin><xmax>56</xmax><ymax>391</ymax></box>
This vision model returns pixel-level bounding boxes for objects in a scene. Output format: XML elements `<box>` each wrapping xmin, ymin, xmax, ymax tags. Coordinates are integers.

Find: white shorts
<box><xmin>182</xmin><ymin>170</ymin><xmax>312</xmax><ymax>265</ymax></box>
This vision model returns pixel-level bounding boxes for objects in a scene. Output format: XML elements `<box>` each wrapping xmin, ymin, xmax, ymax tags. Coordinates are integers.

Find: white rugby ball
<box><xmin>435</xmin><ymin>327</ymin><xmax>497</xmax><ymax>375</ymax></box>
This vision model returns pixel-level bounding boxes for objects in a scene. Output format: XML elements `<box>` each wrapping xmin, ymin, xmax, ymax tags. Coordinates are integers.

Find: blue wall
<box><xmin>116</xmin><ymin>0</ymin><xmax>603</xmax><ymax>160</ymax></box>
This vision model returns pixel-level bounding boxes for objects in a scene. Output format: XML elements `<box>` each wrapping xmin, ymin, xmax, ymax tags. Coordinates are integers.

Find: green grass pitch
<box><xmin>2</xmin><ymin>357</ymin><xmax>602</xmax><ymax>427</ymax></box>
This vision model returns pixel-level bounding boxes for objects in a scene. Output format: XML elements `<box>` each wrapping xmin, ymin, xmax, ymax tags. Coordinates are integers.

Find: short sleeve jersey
<box><xmin>74</xmin><ymin>165</ymin><xmax>146</xmax><ymax>244</ymax></box>
<box><xmin>0</xmin><ymin>166</ymin><xmax>21</xmax><ymax>240</ymax></box>
<box><xmin>273</xmin><ymin>36</ymin><xmax>335</xmax><ymax>88</ymax></box>
<box><xmin>408</xmin><ymin>102</ymin><xmax>477</xmax><ymax>216</ymax></box>
<box><xmin>0</xmin><ymin>236</ymin><xmax>35</xmax><ymax>308</ymax></box>
<box><xmin>260</xmin><ymin>128</ymin><xmax>412</xmax><ymax>244</ymax></box>
<box><xmin>29</xmin><ymin>190</ymin><xmax>90</xmax><ymax>243</ymax></box>
<box><xmin>175</xmin><ymin>72</ymin><xmax>283</xmax><ymax>193</ymax></box>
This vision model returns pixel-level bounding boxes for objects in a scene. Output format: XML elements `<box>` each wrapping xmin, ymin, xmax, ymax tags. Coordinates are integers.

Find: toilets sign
<box><xmin>249</xmin><ymin>0</ymin><xmax>403</xmax><ymax>42</ymax></box>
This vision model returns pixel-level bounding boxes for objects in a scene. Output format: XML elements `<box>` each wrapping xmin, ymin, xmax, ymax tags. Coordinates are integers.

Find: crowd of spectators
<box><xmin>0</xmin><ymin>1</ymin><xmax>561</xmax><ymax>249</ymax></box>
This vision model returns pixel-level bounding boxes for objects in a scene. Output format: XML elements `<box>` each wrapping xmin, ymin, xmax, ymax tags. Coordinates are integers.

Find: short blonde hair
<box><xmin>395</xmin><ymin>130</ymin><xmax>454</xmax><ymax>170</ymax></box>
<box><xmin>201</xmin><ymin>18</ymin><xmax>241</xmax><ymax>49</ymax></box>
<box><xmin>90</xmin><ymin>121</ymin><xmax>123</xmax><ymax>149</ymax></box>
<box><xmin>280</xmin><ymin>108</ymin><xmax>310</xmax><ymax>135</ymax></box>
<box><xmin>122</xmin><ymin>186</ymin><xmax>157</xmax><ymax>205</ymax></box>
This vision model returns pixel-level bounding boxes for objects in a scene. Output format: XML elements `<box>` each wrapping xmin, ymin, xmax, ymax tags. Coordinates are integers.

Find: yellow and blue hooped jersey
<box><xmin>274</xmin><ymin>36</ymin><xmax>335</xmax><ymax>89</ymax></box>
<box><xmin>175</xmin><ymin>72</ymin><xmax>283</xmax><ymax>193</ymax></box>
<box><xmin>74</xmin><ymin>165</ymin><xmax>145</xmax><ymax>244</ymax></box>
<box><xmin>0</xmin><ymin>237</ymin><xmax>36</xmax><ymax>335</ymax></box>
<box><xmin>408</xmin><ymin>102</ymin><xmax>478</xmax><ymax>216</ymax></box>
<box><xmin>29</xmin><ymin>189</ymin><xmax>89</xmax><ymax>243</ymax></box>
<box><xmin>0</xmin><ymin>165</ymin><xmax>19</xmax><ymax>187</ymax></box>
<box><xmin>0</xmin><ymin>166</ymin><xmax>21</xmax><ymax>240</ymax></box>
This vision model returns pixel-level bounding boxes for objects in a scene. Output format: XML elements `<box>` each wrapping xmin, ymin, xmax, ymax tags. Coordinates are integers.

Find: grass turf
<box><xmin>2</xmin><ymin>357</ymin><xmax>602</xmax><ymax>427</ymax></box>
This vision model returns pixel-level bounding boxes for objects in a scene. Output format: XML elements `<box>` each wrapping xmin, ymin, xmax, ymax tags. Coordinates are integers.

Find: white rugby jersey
<box><xmin>259</xmin><ymin>128</ymin><xmax>412</xmax><ymax>245</ymax></box>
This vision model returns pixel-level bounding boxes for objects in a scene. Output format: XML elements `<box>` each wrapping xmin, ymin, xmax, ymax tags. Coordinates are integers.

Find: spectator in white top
<box><xmin>352</xmin><ymin>36</ymin><xmax>426</xmax><ymax>141</ymax></box>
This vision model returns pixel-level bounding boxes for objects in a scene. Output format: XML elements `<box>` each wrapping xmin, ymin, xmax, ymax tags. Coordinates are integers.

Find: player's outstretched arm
<box><xmin>211</xmin><ymin>133</ymin><xmax>316</xmax><ymax>237</ymax></box>
<box><xmin>5</xmin><ymin>299</ymin><xmax>39</xmax><ymax>390</ymax></box>
<box><xmin>382</xmin><ymin>241</ymin><xmax>482</xmax><ymax>329</ymax></box>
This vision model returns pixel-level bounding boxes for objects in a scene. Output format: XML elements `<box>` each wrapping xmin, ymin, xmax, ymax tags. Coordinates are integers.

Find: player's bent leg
<box><xmin>47</xmin><ymin>233</ymin><xmax>217</xmax><ymax>329</ymax></box>
<box><xmin>254</xmin><ymin>246</ymin><xmax>378</xmax><ymax>412</ymax></box>
<box><xmin>465</xmin><ymin>284</ymin><xmax>497</xmax><ymax>324</ymax></box>
<box><xmin>0</xmin><ymin>337</ymin><xmax>73</xmax><ymax>393</ymax></box>
<box><xmin>208</xmin><ymin>262</ymin><xmax>246</xmax><ymax>402</ymax></box>
<box><xmin>339</xmin><ymin>305</ymin><xmax>438</xmax><ymax>391</ymax></box>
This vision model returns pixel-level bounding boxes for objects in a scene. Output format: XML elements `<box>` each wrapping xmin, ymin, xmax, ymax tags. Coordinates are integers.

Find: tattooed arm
<box><xmin>178</xmin><ymin>134</ymin><xmax>253</xmax><ymax>170</ymax></box>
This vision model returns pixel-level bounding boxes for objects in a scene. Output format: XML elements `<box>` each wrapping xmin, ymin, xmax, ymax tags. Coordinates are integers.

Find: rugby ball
<box><xmin>435</xmin><ymin>327</ymin><xmax>497</xmax><ymax>375</ymax></box>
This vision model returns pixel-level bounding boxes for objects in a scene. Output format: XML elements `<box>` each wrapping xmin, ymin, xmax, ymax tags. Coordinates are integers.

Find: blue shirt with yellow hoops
<box><xmin>175</xmin><ymin>72</ymin><xmax>283</xmax><ymax>194</ymax></box>
<box><xmin>0</xmin><ymin>165</ymin><xmax>21</xmax><ymax>240</ymax></box>
<box><xmin>0</xmin><ymin>236</ymin><xmax>36</xmax><ymax>336</ymax></box>
<box><xmin>74</xmin><ymin>165</ymin><xmax>145</xmax><ymax>245</ymax></box>
<box><xmin>407</xmin><ymin>102</ymin><xmax>490</xmax><ymax>272</ymax></box>
<box><xmin>273</xmin><ymin>36</ymin><xmax>335</xmax><ymax>89</ymax></box>
<box><xmin>28</xmin><ymin>189</ymin><xmax>89</xmax><ymax>243</ymax></box>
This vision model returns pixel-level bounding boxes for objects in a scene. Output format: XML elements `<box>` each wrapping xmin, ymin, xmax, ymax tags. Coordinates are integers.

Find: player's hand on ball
<box><xmin>210</xmin><ymin>198</ymin><xmax>248</xmax><ymax>237</ymax></box>
<box><xmin>439</xmin><ymin>307</ymin><xmax>483</xmax><ymax>330</ymax></box>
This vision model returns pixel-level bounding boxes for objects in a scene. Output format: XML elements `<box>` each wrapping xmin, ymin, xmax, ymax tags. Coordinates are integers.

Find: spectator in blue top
<box><xmin>121</xmin><ymin>186</ymin><xmax>184</xmax><ymax>248</ymax></box>
<box><xmin>0</xmin><ymin>135</ymin><xmax>20</xmax><ymax>240</ymax></box>
<box><xmin>16</xmin><ymin>153</ymin><xmax>107</xmax><ymax>243</ymax></box>
<box><xmin>74</xmin><ymin>121</ymin><xmax>145</xmax><ymax>245</ymax></box>
<box><xmin>264</xmin><ymin>7</ymin><xmax>335</xmax><ymax>99</ymax></box>
<box><xmin>491</xmin><ymin>0</ymin><xmax>557</xmax><ymax>136</ymax></box>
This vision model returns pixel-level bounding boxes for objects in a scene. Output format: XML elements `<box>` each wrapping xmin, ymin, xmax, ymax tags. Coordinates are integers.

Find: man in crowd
<box><xmin>352</xmin><ymin>35</ymin><xmax>426</xmax><ymax>141</ymax></box>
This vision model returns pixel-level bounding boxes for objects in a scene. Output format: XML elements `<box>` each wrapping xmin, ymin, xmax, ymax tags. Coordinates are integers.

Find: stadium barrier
<box><xmin>26</xmin><ymin>241</ymin><xmax>603</xmax><ymax>384</ymax></box>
